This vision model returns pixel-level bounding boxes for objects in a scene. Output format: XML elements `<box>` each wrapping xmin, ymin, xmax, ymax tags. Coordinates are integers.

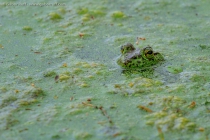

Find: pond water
<box><xmin>0</xmin><ymin>0</ymin><xmax>210</xmax><ymax>139</ymax></box>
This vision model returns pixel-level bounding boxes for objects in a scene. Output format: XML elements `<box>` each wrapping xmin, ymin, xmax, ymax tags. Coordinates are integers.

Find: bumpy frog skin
<box><xmin>117</xmin><ymin>43</ymin><xmax>164</xmax><ymax>68</ymax></box>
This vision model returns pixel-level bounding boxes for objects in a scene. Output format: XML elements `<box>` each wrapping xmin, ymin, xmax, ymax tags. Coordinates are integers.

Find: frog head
<box><xmin>141</xmin><ymin>46</ymin><xmax>164</xmax><ymax>61</ymax></box>
<box><xmin>141</xmin><ymin>46</ymin><xmax>155</xmax><ymax>60</ymax></box>
<box><xmin>117</xmin><ymin>43</ymin><xmax>164</xmax><ymax>69</ymax></box>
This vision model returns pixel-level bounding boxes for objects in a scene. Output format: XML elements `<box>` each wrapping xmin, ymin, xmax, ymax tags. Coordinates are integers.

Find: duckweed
<box><xmin>72</xmin><ymin>68</ymin><xmax>83</xmax><ymax>74</ymax></box>
<box><xmin>77</xmin><ymin>8</ymin><xmax>89</xmax><ymax>15</ymax></box>
<box><xmin>1</xmin><ymin>96</ymin><xmax>17</xmax><ymax>108</ymax></box>
<box><xmin>68</xmin><ymin>109</ymin><xmax>83</xmax><ymax>115</ymax></box>
<box><xmin>31</xmin><ymin>88</ymin><xmax>45</xmax><ymax>98</ymax></box>
<box><xmin>145</xmin><ymin>111</ymin><xmax>196</xmax><ymax>131</ymax></box>
<box><xmin>62</xmin><ymin>63</ymin><xmax>68</xmax><ymax>67</ymax></box>
<box><xmin>111</xmin><ymin>11</ymin><xmax>126</xmax><ymax>18</ymax></box>
<box><xmin>82</xmin><ymin>14</ymin><xmax>91</xmax><ymax>21</ymax></box>
<box><xmin>167</xmin><ymin>66</ymin><xmax>183</xmax><ymax>74</ymax></box>
<box><xmin>58</xmin><ymin>8</ymin><xmax>66</xmax><ymax>14</ymax></box>
<box><xmin>6</xmin><ymin>118</ymin><xmax>19</xmax><ymax>128</ymax></box>
<box><xmin>43</xmin><ymin>71</ymin><xmax>57</xmax><ymax>77</ymax></box>
<box><xmin>110</xmin><ymin>77</ymin><xmax>163</xmax><ymax>95</ymax></box>
<box><xmin>59</xmin><ymin>74</ymin><xmax>70</xmax><ymax>81</ymax></box>
<box><xmin>24</xmin><ymin>87</ymin><xmax>45</xmax><ymax>98</ymax></box>
<box><xmin>199</xmin><ymin>44</ymin><xmax>208</xmax><ymax>49</ymax></box>
<box><xmin>0</xmin><ymin>87</ymin><xmax>7</xmax><ymax>93</ymax></box>
<box><xmin>80</xmin><ymin>83</ymin><xmax>89</xmax><ymax>88</ymax></box>
<box><xmin>77</xmin><ymin>8</ymin><xmax>105</xmax><ymax>17</ymax></box>
<box><xmin>90</xmin><ymin>10</ymin><xmax>105</xmax><ymax>16</ymax></box>
<box><xmin>49</xmin><ymin>12</ymin><xmax>62</xmax><ymax>20</ymax></box>
<box><xmin>74</xmin><ymin>132</ymin><xmax>92</xmax><ymax>139</ymax></box>
<box><xmin>1</xmin><ymin>0</ymin><xmax>210</xmax><ymax>139</ymax></box>
<box><xmin>86</xmin><ymin>75</ymin><xmax>94</xmax><ymax>79</ymax></box>
<box><xmin>0</xmin><ymin>44</ymin><xmax>4</xmax><ymax>49</ymax></box>
<box><xmin>19</xmin><ymin>99</ymin><xmax>38</xmax><ymax>106</ymax></box>
<box><xmin>190</xmin><ymin>74</ymin><xmax>205</xmax><ymax>82</ymax></box>
<box><xmin>22</xmin><ymin>26</ymin><xmax>32</xmax><ymax>31</ymax></box>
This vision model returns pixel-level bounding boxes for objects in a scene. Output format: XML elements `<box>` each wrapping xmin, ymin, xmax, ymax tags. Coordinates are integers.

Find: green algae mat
<box><xmin>1</xmin><ymin>0</ymin><xmax>210</xmax><ymax>139</ymax></box>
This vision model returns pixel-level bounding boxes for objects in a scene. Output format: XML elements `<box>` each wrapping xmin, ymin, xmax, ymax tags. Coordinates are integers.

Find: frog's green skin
<box><xmin>117</xmin><ymin>43</ymin><xmax>164</xmax><ymax>68</ymax></box>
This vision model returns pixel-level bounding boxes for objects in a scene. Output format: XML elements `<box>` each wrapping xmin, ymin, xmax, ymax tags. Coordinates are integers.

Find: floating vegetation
<box><xmin>24</xmin><ymin>87</ymin><xmax>45</xmax><ymax>98</ymax></box>
<box><xmin>0</xmin><ymin>96</ymin><xmax>17</xmax><ymax>108</ymax></box>
<box><xmin>49</xmin><ymin>12</ymin><xmax>62</xmax><ymax>20</ymax></box>
<box><xmin>111</xmin><ymin>11</ymin><xmax>126</xmax><ymax>18</ymax></box>
<box><xmin>145</xmin><ymin>111</ymin><xmax>196</xmax><ymax>131</ymax></box>
<box><xmin>22</xmin><ymin>26</ymin><xmax>33</xmax><ymax>31</ymax></box>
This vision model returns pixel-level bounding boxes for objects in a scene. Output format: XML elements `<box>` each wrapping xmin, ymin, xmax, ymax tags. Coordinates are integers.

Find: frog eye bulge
<box><xmin>146</xmin><ymin>50</ymin><xmax>153</xmax><ymax>54</ymax></box>
<box><xmin>145</xmin><ymin>49</ymin><xmax>154</xmax><ymax>59</ymax></box>
<box><xmin>120</xmin><ymin>43</ymin><xmax>135</xmax><ymax>54</ymax></box>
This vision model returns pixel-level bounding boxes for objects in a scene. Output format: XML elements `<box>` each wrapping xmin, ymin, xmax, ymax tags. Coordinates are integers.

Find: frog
<box><xmin>117</xmin><ymin>43</ymin><xmax>164</xmax><ymax>68</ymax></box>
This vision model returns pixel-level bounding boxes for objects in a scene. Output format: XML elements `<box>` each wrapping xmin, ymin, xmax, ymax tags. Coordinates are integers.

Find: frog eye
<box><xmin>147</xmin><ymin>50</ymin><xmax>153</xmax><ymax>54</ymax></box>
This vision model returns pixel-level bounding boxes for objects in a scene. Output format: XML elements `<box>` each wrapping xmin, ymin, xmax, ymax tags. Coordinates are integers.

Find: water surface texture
<box><xmin>0</xmin><ymin>0</ymin><xmax>210</xmax><ymax>139</ymax></box>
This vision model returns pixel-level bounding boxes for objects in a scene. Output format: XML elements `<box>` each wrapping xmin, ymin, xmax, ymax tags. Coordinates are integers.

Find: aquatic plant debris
<box><xmin>0</xmin><ymin>0</ymin><xmax>210</xmax><ymax>139</ymax></box>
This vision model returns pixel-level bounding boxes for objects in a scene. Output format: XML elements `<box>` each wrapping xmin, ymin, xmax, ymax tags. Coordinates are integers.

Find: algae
<box><xmin>0</xmin><ymin>0</ymin><xmax>210</xmax><ymax>140</ymax></box>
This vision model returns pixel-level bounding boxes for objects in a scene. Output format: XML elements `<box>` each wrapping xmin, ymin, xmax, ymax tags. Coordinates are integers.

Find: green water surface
<box><xmin>0</xmin><ymin>0</ymin><xmax>210</xmax><ymax>140</ymax></box>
